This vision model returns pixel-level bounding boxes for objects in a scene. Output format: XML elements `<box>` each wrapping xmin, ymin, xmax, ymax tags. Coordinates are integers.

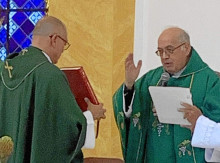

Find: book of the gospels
<box><xmin>61</xmin><ymin>66</ymin><xmax>100</xmax><ymax>138</ymax></box>
<box><xmin>61</xmin><ymin>66</ymin><xmax>99</xmax><ymax>112</ymax></box>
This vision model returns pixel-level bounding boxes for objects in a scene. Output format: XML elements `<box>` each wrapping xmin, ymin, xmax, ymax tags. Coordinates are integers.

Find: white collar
<box><xmin>172</xmin><ymin>66</ymin><xmax>186</xmax><ymax>78</ymax></box>
<box><xmin>42</xmin><ymin>51</ymin><xmax>52</xmax><ymax>63</ymax></box>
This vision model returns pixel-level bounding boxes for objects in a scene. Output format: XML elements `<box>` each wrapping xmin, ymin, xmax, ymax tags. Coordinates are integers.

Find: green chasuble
<box><xmin>113</xmin><ymin>47</ymin><xmax>220</xmax><ymax>163</ymax></box>
<box><xmin>0</xmin><ymin>60</ymin><xmax>3</xmax><ymax>72</ymax></box>
<box><xmin>0</xmin><ymin>46</ymin><xmax>87</xmax><ymax>163</ymax></box>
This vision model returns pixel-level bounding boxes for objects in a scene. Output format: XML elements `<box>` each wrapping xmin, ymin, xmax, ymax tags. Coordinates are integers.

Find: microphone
<box><xmin>159</xmin><ymin>72</ymin><xmax>170</xmax><ymax>86</ymax></box>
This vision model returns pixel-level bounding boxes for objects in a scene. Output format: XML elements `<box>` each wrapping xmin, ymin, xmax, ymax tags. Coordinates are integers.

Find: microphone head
<box><xmin>161</xmin><ymin>72</ymin><xmax>170</xmax><ymax>81</ymax></box>
<box><xmin>160</xmin><ymin>72</ymin><xmax>170</xmax><ymax>86</ymax></box>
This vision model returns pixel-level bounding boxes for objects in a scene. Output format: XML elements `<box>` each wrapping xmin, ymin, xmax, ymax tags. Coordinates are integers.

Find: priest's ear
<box><xmin>181</xmin><ymin>43</ymin><xmax>191</xmax><ymax>55</ymax></box>
<box><xmin>49</xmin><ymin>34</ymin><xmax>57</xmax><ymax>48</ymax></box>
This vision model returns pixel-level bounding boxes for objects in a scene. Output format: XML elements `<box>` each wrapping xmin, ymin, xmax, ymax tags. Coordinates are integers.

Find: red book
<box><xmin>61</xmin><ymin>66</ymin><xmax>99</xmax><ymax>112</ymax></box>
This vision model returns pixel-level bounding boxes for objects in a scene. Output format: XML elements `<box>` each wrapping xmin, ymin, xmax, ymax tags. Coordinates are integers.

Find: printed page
<box><xmin>149</xmin><ymin>86</ymin><xmax>192</xmax><ymax>125</ymax></box>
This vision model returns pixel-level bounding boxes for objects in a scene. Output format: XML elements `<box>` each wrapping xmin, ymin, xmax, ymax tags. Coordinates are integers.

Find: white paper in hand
<box><xmin>149</xmin><ymin>86</ymin><xmax>192</xmax><ymax>125</ymax></box>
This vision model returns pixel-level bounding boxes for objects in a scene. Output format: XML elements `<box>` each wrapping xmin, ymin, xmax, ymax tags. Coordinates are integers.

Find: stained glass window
<box><xmin>0</xmin><ymin>0</ymin><xmax>48</xmax><ymax>61</ymax></box>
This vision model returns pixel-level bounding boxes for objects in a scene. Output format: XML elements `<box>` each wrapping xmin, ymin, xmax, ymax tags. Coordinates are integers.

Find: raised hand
<box><xmin>85</xmin><ymin>98</ymin><xmax>106</xmax><ymax>120</ymax></box>
<box><xmin>125</xmin><ymin>53</ymin><xmax>142</xmax><ymax>89</ymax></box>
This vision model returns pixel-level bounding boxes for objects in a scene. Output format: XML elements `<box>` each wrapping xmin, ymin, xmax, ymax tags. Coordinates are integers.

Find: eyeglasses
<box><xmin>49</xmin><ymin>34</ymin><xmax>71</xmax><ymax>50</ymax></box>
<box><xmin>155</xmin><ymin>42</ymin><xmax>185</xmax><ymax>57</ymax></box>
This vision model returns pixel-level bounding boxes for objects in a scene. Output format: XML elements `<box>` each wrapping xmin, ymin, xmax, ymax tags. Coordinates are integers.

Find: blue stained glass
<box><xmin>14</xmin><ymin>46</ymin><xmax>22</xmax><ymax>53</ymax></box>
<box><xmin>12</xmin><ymin>12</ymin><xmax>27</xmax><ymax>26</ymax></box>
<box><xmin>23</xmin><ymin>0</ymin><xmax>46</xmax><ymax>9</ymax></box>
<box><xmin>29</xmin><ymin>12</ymin><xmax>44</xmax><ymax>25</ymax></box>
<box><xmin>0</xmin><ymin>0</ymin><xmax>47</xmax><ymax>61</ymax></box>
<box><xmin>30</xmin><ymin>34</ymin><xmax>33</xmax><ymax>40</ymax></box>
<box><xmin>9</xmin><ymin>1</ymin><xmax>18</xmax><ymax>9</ymax></box>
<box><xmin>31</xmin><ymin>0</ymin><xmax>43</xmax><ymax>8</ymax></box>
<box><xmin>9</xmin><ymin>11</ymin><xmax>16</xmax><ymax>20</ymax></box>
<box><xmin>12</xmin><ymin>28</ymin><xmax>26</xmax><ymax>45</ymax></box>
<box><xmin>21</xmin><ymin>19</ymin><xmax>35</xmax><ymax>35</ymax></box>
<box><xmin>21</xmin><ymin>38</ymin><xmax>31</xmax><ymax>49</ymax></box>
<box><xmin>0</xmin><ymin>0</ymin><xmax>7</xmax><ymax>9</ymax></box>
<box><xmin>9</xmin><ymin>19</ymin><xmax>18</xmax><ymax>36</ymax></box>
<box><xmin>13</xmin><ymin>0</ymin><xmax>27</xmax><ymax>8</ymax></box>
<box><xmin>0</xmin><ymin>28</ymin><xmax>7</xmax><ymax>44</ymax></box>
<box><xmin>0</xmin><ymin>47</ymin><xmax>7</xmax><ymax>60</ymax></box>
<box><xmin>24</xmin><ymin>1</ymin><xmax>34</xmax><ymax>10</ymax></box>
<box><xmin>38</xmin><ymin>1</ymin><xmax>46</xmax><ymax>9</ymax></box>
<box><xmin>9</xmin><ymin>37</ymin><xmax>18</xmax><ymax>53</ymax></box>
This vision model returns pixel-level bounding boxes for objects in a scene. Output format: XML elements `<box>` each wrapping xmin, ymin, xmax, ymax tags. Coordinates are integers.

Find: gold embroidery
<box><xmin>117</xmin><ymin>112</ymin><xmax>124</xmax><ymax>130</ymax></box>
<box><xmin>165</xmin><ymin>124</ymin><xmax>170</xmax><ymax>135</ymax></box>
<box><xmin>119</xmin><ymin>112</ymin><xmax>124</xmax><ymax>117</ymax></box>
<box><xmin>0</xmin><ymin>136</ymin><xmax>14</xmax><ymax>162</ymax></box>
<box><xmin>138</xmin><ymin>123</ymin><xmax>141</xmax><ymax>130</ymax></box>
<box><xmin>133</xmin><ymin>112</ymin><xmax>141</xmax><ymax>129</ymax></box>
<box><xmin>121</xmin><ymin>122</ymin><xmax>124</xmax><ymax>130</ymax></box>
<box><xmin>21</xmin><ymin>49</ymin><xmax>28</xmax><ymax>55</ymax></box>
<box><xmin>4</xmin><ymin>61</ymin><xmax>13</xmax><ymax>78</ymax></box>
<box><xmin>152</xmin><ymin>117</ymin><xmax>159</xmax><ymax>129</ymax></box>
<box><xmin>178</xmin><ymin>140</ymin><xmax>192</xmax><ymax>157</ymax></box>
<box><xmin>152</xmin><ymin>116</ymin><xmax>170</xmax><ymax>136</ymax></box>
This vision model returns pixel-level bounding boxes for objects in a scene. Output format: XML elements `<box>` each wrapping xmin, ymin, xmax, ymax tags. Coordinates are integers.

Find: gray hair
<box><xmin>178</xmin><ymin>30</ymin><xmax>190</xmax><ymax>44</ymax></box>
<box><xmin>162</xmin><ymin>26</ymin><xmax>191</xmax><ymax>44</ymax></box>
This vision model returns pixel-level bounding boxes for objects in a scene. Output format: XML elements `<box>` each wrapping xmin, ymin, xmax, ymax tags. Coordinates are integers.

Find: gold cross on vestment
<box><xmin>5</xmin><ymin>61</ymin><xmax>13</xmax><ymax>78</ymax></box>
<box><xmin>21</xmin><ymin>49</ymin><xmax>28</xmax><ymax>55</ymax></box>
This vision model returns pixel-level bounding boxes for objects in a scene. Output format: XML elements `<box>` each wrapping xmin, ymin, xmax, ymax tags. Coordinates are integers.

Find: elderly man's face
<box><xmin>157</xmin><ymin>31</ymin><xmax>191</xmax><ymax>74</ymax></box>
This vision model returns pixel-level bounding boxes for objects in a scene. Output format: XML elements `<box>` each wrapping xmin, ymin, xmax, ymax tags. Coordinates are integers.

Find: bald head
<box><xmin>157</xmin><ymin>27</ymin><xmax>192</xmax><ymax>74</ymax></box>
<box><xmin>31</xmin><ymin>16</ymin><xmax>68</xmax><ymax>64</ymax></box>
<box><xmin>159</xmin><ymin>27</ymin><xmax>190</xmax><ymax>45</ymax></box>
<box><xmin>33</xmin><ymin>16</ymin><xmax>67</xmax><ymax>36</ymax></box>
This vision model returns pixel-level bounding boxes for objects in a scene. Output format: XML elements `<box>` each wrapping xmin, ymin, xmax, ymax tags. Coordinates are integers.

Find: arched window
<box><xmin>0</xmin><ymin>0</ymin><xmax>49</xmax><ymax>60</ymax></box>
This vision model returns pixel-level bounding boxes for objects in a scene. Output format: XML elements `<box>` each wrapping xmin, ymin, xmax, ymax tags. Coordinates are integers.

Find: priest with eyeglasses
<box><xmin>113</xmin><ymin>27</ymin><xmax>220</xmax><ymax>163</ymax></box>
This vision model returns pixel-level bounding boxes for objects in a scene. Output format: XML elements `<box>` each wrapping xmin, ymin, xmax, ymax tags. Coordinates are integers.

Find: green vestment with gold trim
<box><xmin>113</xmin><ymin>48</ymin><xmax>220</xmax><ymax>163</ymax></box>
<box><xmin>0</xmin><ymin>46</ymin><xmax>87</xmax><ymax>163</ymax></box>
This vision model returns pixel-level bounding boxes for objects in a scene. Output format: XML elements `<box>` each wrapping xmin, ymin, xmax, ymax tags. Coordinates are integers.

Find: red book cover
<box><xmin>61</xmin><ymin>66</ymin><xmax>99</xmax><ymax>112</ymax></box>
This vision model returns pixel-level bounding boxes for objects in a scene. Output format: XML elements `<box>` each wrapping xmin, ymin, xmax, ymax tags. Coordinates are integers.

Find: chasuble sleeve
<box><xmin>113</xmin><ymin>85</ymin><xmax>128</xmax><ymax>158</ymax></box>
<box><xmin>200</xmin><ymin>75</ymin><xmax>220</xmax><ymax>122</ymax></box>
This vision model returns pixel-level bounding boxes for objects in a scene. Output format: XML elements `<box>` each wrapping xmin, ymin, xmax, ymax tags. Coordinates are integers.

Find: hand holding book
<box><xmin>61</xmin><ymin>66</ymin><xmax>106</xmax><ymax>138</ymax></box>
<box><xmin>85</xmin><ymin>97</ymin><xmax>106</xmax><ymax>120</ymax></box>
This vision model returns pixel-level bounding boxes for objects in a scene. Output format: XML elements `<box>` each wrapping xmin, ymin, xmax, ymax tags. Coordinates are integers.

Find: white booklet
<box><xmin>148</xmin><ymin>86</ymin><xmax>192</xmax><ymax>125</ymax></box>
